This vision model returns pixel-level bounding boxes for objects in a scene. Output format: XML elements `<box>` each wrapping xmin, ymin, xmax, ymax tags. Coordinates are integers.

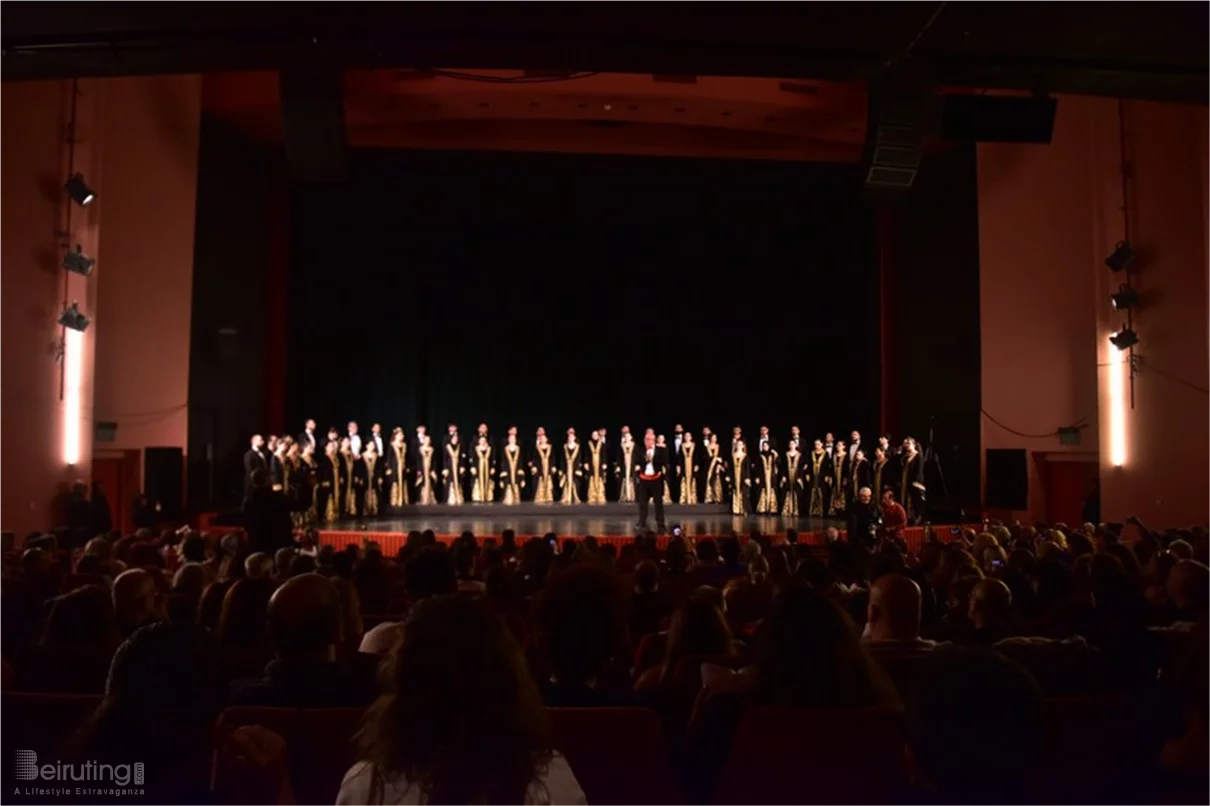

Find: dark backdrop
<box><xmin>286</xmin><ymin>150</ymin><xmax>880</xmax><ymax>445</ymax></box>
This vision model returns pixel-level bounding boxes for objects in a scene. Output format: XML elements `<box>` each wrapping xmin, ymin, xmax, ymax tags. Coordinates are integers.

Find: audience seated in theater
<box><xmin>966</xmin><ymin>577</ymin><xmax>1015</xmax><ymax>645</ymax></box>
<box><xmin>635</xmin><ymin>594</ymin><xmax>735</xmax><ymax>695</ymax></box>
<box><xmin>361</xmin><ymin>546</ymin><xmax>457</xmax><ymax>655</ymax></box>
<box><xmin>339</xmin><ymin>596</ymin><xmax>586</xmax><ymax>805</ymax></box>
<box><xmin>69</xmin><ymin>623</ymin><xmax>223</xmax><ymax>803</ymax></box>
<box><xmin>1165</xmin><ymin>559</ymin><xmax>1209</xmax><ymax>633</ymax></box>
<box><xmin>453</xmin><ymin>544</ymin><xmax>486</xmax><ymax>595</ymax></box>
<box><xmin>628</xmin><ymin>559</ymin><xmax>671</xmax><ymax>641</ymax></box>
<box><xmin>686</xmin><ymin>582</ymin><xmax>898</xmax><ymax>801</ymax></box>
<box><xmin>862</xmin><ymin>573</ymin><xmax>945</xmax><ymax>654</ymax></box>
<box><xmin>229</xmin><ymin>573</ymin><xmax>376</xmax><ymax>707</ymax></box>
<box><xmin>216</xmin><ymin>577</ymin><xmax>274</xmax><ymax>651</ymax></box>
<box><xmin>723</xmin><ymin>554</ymin><xmax>776</xmax><ymax>623</ymax></box>
<box><xmin>533</xmin><ymin>564</ymin><xmax>635</xmax><ymax>707</ymax></box>
<box><xmin>113</xmin><ymin>568</ymin><xmax>167</xmax><ymax>638</ymax></box>
<box><xmin>906</xmin><ymin>646</ymin><xmax>1044</xmax><ymax>803</ymax></box>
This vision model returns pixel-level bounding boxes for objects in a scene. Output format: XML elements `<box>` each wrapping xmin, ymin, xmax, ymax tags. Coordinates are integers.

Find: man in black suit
<box><xmin>242</xmin><ymin>468</ymin><xmax>295</xmax><ymax>554</ymax></box>
<box><xmin>298</xmin><ymin>418</ymin><xmax>318</xmax><ymax>451</ymax></box>
<box><xmin>367</xmin><ymin>422</ymin><xmax>386</xmax><ymax>458</ymax></box>
<box><xmin>635</xmin><ymin>431</ymin><xmax>669</xmax><ymax>533</ymax></box>
<box><xmin>243</xmin><ymin>434</ymin><xmax>268</xmax><ymax>502</ymax></box>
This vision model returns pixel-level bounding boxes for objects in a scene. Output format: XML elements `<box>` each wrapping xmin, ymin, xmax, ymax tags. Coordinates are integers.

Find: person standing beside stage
<box><xmin>636</xmin><ymin>432</ymin><xmax>669</xmax><ymax>533</ymax></box>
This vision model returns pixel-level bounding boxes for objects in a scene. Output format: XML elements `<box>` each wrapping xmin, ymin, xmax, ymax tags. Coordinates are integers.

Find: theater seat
<box><xmin>2</xmin><ymin>692</ymin><xmax>101</xmax><ymax>756</ymax></box>
<box><xmin>712</xmin><ymin>707</ymin><xmax>909</xmax><ymax>804</ymax></box>
<box><xmin>548</xmin><ymin>707</ymin><xmax>682</xmax><ymax>805</ymax></box>
<box><xmin>213</xmin><ymin>707</ymin><xmax>363</xmax><ymax>805</ymax></box>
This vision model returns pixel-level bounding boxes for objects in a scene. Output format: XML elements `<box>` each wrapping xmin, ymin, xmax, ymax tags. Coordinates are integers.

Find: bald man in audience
<box><xmin>113</xmin><ymin>568</ymin><xmax>166</xmax><ymax>637</ymax></box>
<box><xmin>228</xmin><ymin>573</ymin><xmax>376</xmax><ymax>707</ymax></box>
<box><xmin>244</xmin><ymin>552</ymin><xmax>274</xmax><ymax>580</ymax></box>
<box><xmin>968</xmin><ymin>578</ymin><xmax>1014</xmax><ymax>644</ymax></box>
<box><xmin>863</xmin><ymin>573</ymin><xmax>944</xmax><ymax>653</ymax></box>
<box><xmin>1166</xmin><ymin>559</ymin><xmax>1209</xmax><ymax>632</ymax></box>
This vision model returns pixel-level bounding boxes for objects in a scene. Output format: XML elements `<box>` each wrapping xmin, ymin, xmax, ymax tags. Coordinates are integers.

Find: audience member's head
<box><xmin>244</xmin><ymin>552</ymin><xmax>274</xmax><ymax>580</ymax></box>
<box><xmin>267</xmin><ymin>573</ymin><xmax>343</xmax><ymax>662</ymax></box>
<box><xmin>634</xmin><ymin>560</ymin><xmax>660</xmax><ymax>595</ymax></box>
<box><xmin>172</xmin><ymin>563</ymin><xmax>207</xmax><ymax>600</ymax></box>
<box><xmin>660</xmin><ymin>596</ymin><xmax>733</xmax><ymax>682</ymax></box>
<box><xmin>866</xmin><ymin>574</ymin><xmax>924</xmax><ymax>642</ymax></box>
<box><xmin>1167</xmin><ymin>559</ymin><xmax>1209</xmax><ymax>621</ymax></box>
<box><xmin>753</xmin><ymin>582</ymin><xmax>896</xmax><ymax>709</ymax></box>
<box><xmin>71</xmin><ymin>623</ymin><xmax>221</xmax><ymax>799</ymax></box>
<box><xmin>907</xmin><ymin>647</ymin><xmax>1044</xmax><ymax>802</ymax></box>
<box><xmin>534</xmin><ymin>565</ymin><xmax>624</xmax><ymax>688</ymax></box>
<box><xmin>968</xmin><ymin>578</ymin><xmax>1012</xmax><ymax>631</ymax></box>
<box><xmin>112</xmin><ymin>569</ymin><xmax>165</xmax><ymax>637</ymax></box>
<box><xmin>404</xmin><ymin>547</ymin><xmax>457</xmax><ymax>601</ymax></box>
<box><xmin>180</xmin><ymin>535</ymin><xmax>207</xmax><ymax>564</ymax></box>
<box><xmin>356</xmin><ymin>596</ymin><xmax>551</xmax><ymax>803</ymax></box>
<box><xmin>274</xmin><ymin>547</ymin><xmax>296</xmax><ymax>578</ymax></box>
<box><xmin>215</xmin><ymin>578</ymin><xmax>273</xmax><ymax>649</ymax></box>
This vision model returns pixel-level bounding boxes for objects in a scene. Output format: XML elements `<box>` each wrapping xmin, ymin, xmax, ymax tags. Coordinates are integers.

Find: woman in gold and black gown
<box><xmin>586</xmin><ymin>432</ymin><xmax>607</xmax><ymax>505</ymax></box>
<box><xmin>729</xmin><ymin>439</ymin><xmax>750</xmax><ymax>515</ymax></box>
<box><xmin>704</xmin><ymin>434</ymin><xmax>725</xmax><ymax>505</ymax></box>
<box><xmin>499</xmin><ymin>434</ymin><xmax>525</xmax><ymax>505</ymax></box>
<box><xmin>828</xmin><ymin>445</ymin><xmax>849</xmax><ymax>517</ymax></box>
<box><xmin>442</xmin><ymin>434</ymin><xmax>466</xmax><ymax>505</ymax></box>
<box><xmin>615</xmin><ymin>432</ymin><xmax>637</xmax><ymax>504</ymax></box>
<box><xmin>560</xmin><ymin>432</ymin><xmax>583</xmax><ymax>505</ymax></box>
<box><xmin>781</xmin><ymin>441</ymin><xmax>804</xmax><ymax>517</ymax></box>
<box><xmin>807</xmin><ymin>440</ymin><xmax>828</xmax><ymax>517</ymax></box>
<box><xmin>356</xmin><ymin>443</ymin><xmax>384</xmax><ymax>518</ymax></box>
<box><xmin>530</xmin><ymin>435</ymin><xmax>556</xmax><ymax>504</ymax></box>
<box><xmin>293</xmin><ymin>443</ymin><xmax>318</xmax><ymax>528</ymax></box>
<box><xmin>850</xmin><ymin>448</ymin><xmax>872</xmax><ymax>503</ymax></box>
<box><xmin>318</xmin><ymin>441</ymin><xmax>342</xmax><ymax>522</ymax></box>
<box><xmin>470</xmin><ymin>436</ymin><xmax>496</xmax><ymax>503</ymax></box>
<box><xmin>385</xmin><ymin>428</ymin><xmax>410</xmax><ymax>512</ymax></box>
<box><xmin>340</xmin><ymin>438</ymin><xmax>358</xmax><ymax>518</ymax></box>
<box><xmin>754</xmin><ymin>444</ymin><xmax>780</xmax><ymax>514</ymax></box>
<box><xmin>414</xmin><ymin>435</ymin><xmax>438</xmax><ymax>505</ymax></box>
<box><xmin>678</xmin><ymin>434</ymin><xmax>699</xmax><ymax>505</ymax></box>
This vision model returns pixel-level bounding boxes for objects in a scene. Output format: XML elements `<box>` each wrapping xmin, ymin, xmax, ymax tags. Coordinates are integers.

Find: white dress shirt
<box><xmin>348</xmin><ymin>433</ymin><xmax>362</xmax><ymax>456</ymax></box>
<box><xmin>645</xmin><ymin>448</ymin><xmax>655</xmax><ymax>475</ymax></box>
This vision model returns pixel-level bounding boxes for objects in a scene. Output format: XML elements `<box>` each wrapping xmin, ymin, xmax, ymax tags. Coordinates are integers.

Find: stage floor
<box><xmin>322</xmin><ymin>502</ymin><xmax>844</xmax><ymax>539</ymax></box>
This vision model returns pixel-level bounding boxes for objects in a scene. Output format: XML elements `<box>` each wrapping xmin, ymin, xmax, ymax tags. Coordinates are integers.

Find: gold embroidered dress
<box><xmin>705</xmin><ymin>442</ymin><xmax>725</xmax><ymax>504</ymax></box>
<box><xmin>731</xmin><ymin>443</ymin><xmax>749</xmax><ymax>515</ymax></box>
<box><xmin>617</xmin><ymin>438</ymin><xmax>636</xmax><ymax>503</ymax></box>
<box><xmin>560</xmin><ymin>442</ymin><xmax>582</xmax><ymax>505</ymax></box>
<box><xmin>808</xmin><ymin>450</ymin><xmax>827</xmax><ymax>517</ymax></box>
<box><xmin>679</xmin><ymin>444</ymin><xmax>698</xmax><ymax>505</ymax></box>
<box><xmin>586</xmin><ymin>440</ymin><xmax>606</xmax><ymax>505</ymax></box>
<box><xmin>416</xmin><ymin>445</ymin><xmax>436</xmax><ymax>505</ymax></box>
<box><xmin>472</xmin><ymin>443</ymin><xmax>494</xmax><ymax>503</ymax></box>
<box><xmin>757</xmin><ymin>450</ymin><xmax>779</xmax><ymax>514</ymax></box>
<box><xmin>533</xmin><ymin>443</ymin><xmax>555</xmax><ymax>504</ymax></box>
<box><xmin>500</xmin><ymin>442</ymin><xmax>524</xmax><ymax>505</ymax></box>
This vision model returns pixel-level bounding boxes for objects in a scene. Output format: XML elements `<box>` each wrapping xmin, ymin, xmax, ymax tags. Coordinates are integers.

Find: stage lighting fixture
<box><xmin>1105</xmin><ymin>241</ymin><xmax>1134</xmax><ymax>273</ymax></box>
<box><xmin>1109</xmin><ymin>327</ymin><xmax>1139</xmax><ymax>350</ymax></box>
<box><xmin>58</xmin><ymin>302</ymin><xmax>91</xmax><ymax>333</ymax></box>
<box><xmin>64</xmin><ymin>174</ymin><xmax>95</xmax><ymax>207</ymax></box>
<box><xmin>1110</xmin><ymin>286</ymin><xmax>1138</xmax><ymax>311</ymax></box>
<box><xmin>61</xmin><ymin>246</ymin><xmax>94</xmax><ymax>276</ymax></box>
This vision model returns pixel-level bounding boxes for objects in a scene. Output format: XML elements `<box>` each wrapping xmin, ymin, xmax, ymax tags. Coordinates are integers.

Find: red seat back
<box><xmin>214</xmin><ymin>707</ymin><xmax>363</xmax><ymax>805</ymax></box>
<box><xmin>548</xmin><ymin>707</ymin><xmax>682</xmax><ymax>804</ymax></box>
<box><xmin>2</xmin><ymin>692</ymin><xmax>101</xmax><ymax>756</ymax></box>
<box><xmin>713</xmin><ymin>707</ymin><xmax>908</xmax><ymax>804</ymax></box>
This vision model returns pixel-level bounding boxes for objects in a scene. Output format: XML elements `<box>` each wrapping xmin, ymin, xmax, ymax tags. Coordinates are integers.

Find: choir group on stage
<box><xmin>243</xmin><ymin>420</ymin><xmax>927</xmax><ymax>527</ymax></box>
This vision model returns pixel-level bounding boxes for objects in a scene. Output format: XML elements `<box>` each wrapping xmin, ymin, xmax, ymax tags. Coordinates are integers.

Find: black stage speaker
<box><xmin>144</xmin><ymin>447</ymin><xmax>184</xmax><ymax>520</ymax></box>
<box><xmin>985</xmin><ymin>448</ymin><xmax>1028</xmax><ymax>511</ymax></box>
<box><xmin>940</xmin><ymin>94</ymin><xmax>1057</xmax><ymax>144</ymax></box>
<box><xmin>862</xmin><ymin>75</ymin><xmax>935</xmax><ymax>194</ymax></box>
<box><xmin>280</xmin><ymin>69</ymin><xmax>347</xmax><ymax>182</ymax></box>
